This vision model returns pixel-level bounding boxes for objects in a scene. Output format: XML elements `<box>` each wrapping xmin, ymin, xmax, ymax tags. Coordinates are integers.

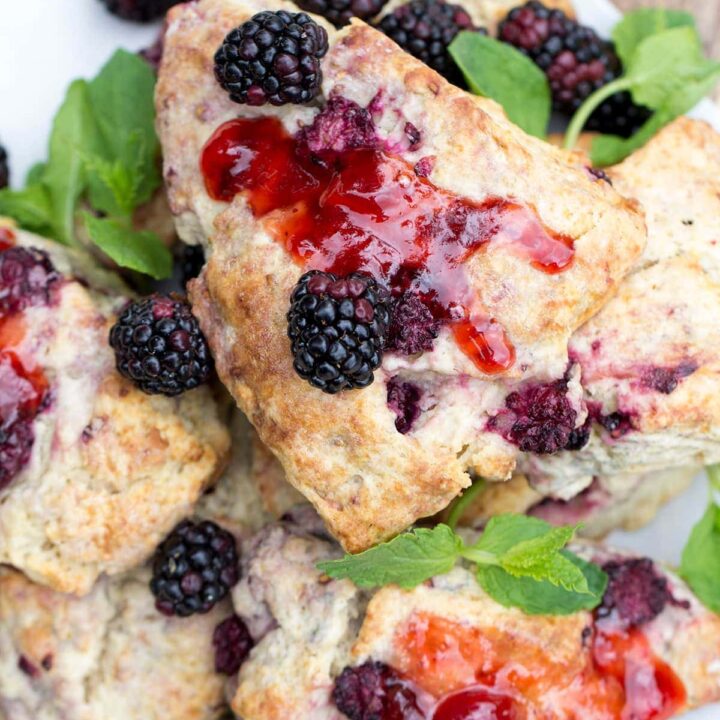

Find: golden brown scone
<box><xmin>157</xmin><ymin>0</ymin><xmax>645</xmax><ymax>551</ymax></box>
<box><xmin>525</xmin><ymin>119</ymin><xmax>720</xmax><ymax>500</ymax></box>
<box><xmin>230</xmin><ymin>512</ymin><xmax>720</xmax><ymax>719</ymax></box>
<box><xmin>0</xmin><ymin>224</ymin><xmax>230</xmax><ymax>595</ymax></box>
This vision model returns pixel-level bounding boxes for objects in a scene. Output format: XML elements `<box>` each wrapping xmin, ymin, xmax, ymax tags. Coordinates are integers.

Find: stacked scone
<box><xmin>1</xmin><ymin>0</ymin><xmax>720</xmax><ymax>718</ymax></box>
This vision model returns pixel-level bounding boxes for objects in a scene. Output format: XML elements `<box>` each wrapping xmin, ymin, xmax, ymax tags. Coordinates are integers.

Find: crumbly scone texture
<box><xmin>0</xmin><ymin>566</ymin><xmax>230</xmax><ymax>720</ymax></box>
<box><xmin>229</xmin><ymin>512</ymin><xmax>720</xmax><ymax>719</ymax></box>
<box><xmin>527</xmin><ymin>119</ymin><xmax>720</xmax><ymax>498</ymax></box>
<box><xmin>157</xmin><ymin>0</ymin><xmax>644</xmax><ymax>551</ymax></box>
<box><xmin>0</xmin><ymin>226</ymin><xmax>230</xmax><ymax>595</ymax></box>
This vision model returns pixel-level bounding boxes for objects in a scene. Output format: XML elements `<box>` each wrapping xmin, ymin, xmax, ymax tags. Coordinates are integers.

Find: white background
<box><xmin>0</xmin><ymin>1</ymin><xmax>718</xmax><ymax>718</ymax></box>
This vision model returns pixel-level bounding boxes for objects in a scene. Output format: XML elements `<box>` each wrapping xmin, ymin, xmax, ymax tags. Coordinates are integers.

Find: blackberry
<box><xmin>0</xmin><ymin>145</ymin><xmax>8</xmax><ymax>189</ymax></box>
<box><xmin>0</xmin><ymin>247</ymin><xmax>60</xmax><ymax>315</ymax></box>
<box><xmin>387</xmin><ymin>378</ymin><xmax>422</xmax><ymax>434</ymax></box>
<box><xmin>287</xmin><ymin>271</ymin><xmax>391</xmax><ymax>394</ymax></box>
<box><xmin>150</xmin><ymin>520</ymin><xmax>240</xmax><ymax>617</ymax></box>
<box><xmin>386</xmin><ymin>292</ymin><xmax>438</xmax><ymax>356</ymax></box>
<box><xmin>178</xmin><ymin>244</ymin><xmax>205</xmax><ymax>286</ymax></box>
<box><xmin>498</xmin><ymin>2</ymin><xmax>650</xmax><ymax>133</ymax></box>
<box><xmin>564</xmin><ymin>418</ymin><xmax>590</xmax><ymax>451</ymax></box>
<box><xmin>214</xmin><ymin>11</ymin><xmax>329</xmax><ymax>107</ymax></box>
<box><xmin>109</xmin><ymin>294</ymin><xmax>211</xmax><ymax>397</ymax></box>
<box><xmin>98</xmin><ymin>0</ymin><xmax>180</xmax><ymax>22</ymax></box>
<box><xmin>376</xmin><ymin>0</ymin><xmax>483</xmax><ymax>84</ymax></box>
<box><xmin>0</xmin><ymin>417</ymin><xmax>34</xmax><ymax>493</ymax></box>
<box><xmin>213</xmin><ymin>615</ymin><xmax>254</xmax><ymax>675</ymax></box>
<box><xmin>296</xmin><ymin>0</ymin><xmax>388</xmax><ymax>28</ymax></box>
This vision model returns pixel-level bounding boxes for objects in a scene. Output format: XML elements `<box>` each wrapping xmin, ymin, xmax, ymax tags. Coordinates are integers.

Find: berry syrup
<box><xmin>201</xmin><ymin>116</ymin><xmax>574</xmax><ymax>374</ymax></box>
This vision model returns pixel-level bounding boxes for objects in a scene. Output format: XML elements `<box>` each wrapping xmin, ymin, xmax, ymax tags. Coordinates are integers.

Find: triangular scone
<box><xmin>525</xmin><ymin>119</ymin><xmax>720</xmax><ymax>500</ymax></box>
<box><xmin>0</xmin><ymin>223</ymin><xmax>230</xmax><ymax>595</ymax></box>
<box><xmin>230</xmin><ymin>511</ymin><xmax>720</xmax><ymax>719</ymax></box>
<box><xmin>157</xmin><ymin>0</ymin><xmax>645</xmax><ymax>551</ymax></box>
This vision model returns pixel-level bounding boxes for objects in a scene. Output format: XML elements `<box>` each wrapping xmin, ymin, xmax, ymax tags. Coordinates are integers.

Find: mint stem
<box><xmin>460</xmin><ymin>546</ymin><xmax>499</xmax><ymax>566</ymax></box>
<box><xmin>564</xmin><ymin>77</ymin><xmax>634</xmax><ymax>151</ymax></box>
<box><xmin>447</xmin><ymin>478</ymin><xmax>486</xmax><ymax>530</ymax></box>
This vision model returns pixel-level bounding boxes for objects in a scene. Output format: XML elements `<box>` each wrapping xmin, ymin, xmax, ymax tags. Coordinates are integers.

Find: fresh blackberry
<box><xmin>109</xmin><ymin>294</ymin><xmax>211</xmax><ymax>397</ymax></box>
<box><xmin>150</xmin><ymin>520</ymin><xmax>240</xmax><ymax>617</ymax></box>
<box><xmin>376</xmin><ymin>0</ymin><xmax>483</xmax><ymax>84</ymax></box>
<box><xmin>178</xmin><ymin>244</ymin><xmax>205</xmax><ymax>286</ymax></box>
<box><xmin>213</xmin><ymin>615</ymin><xmax>254</xmax><ymax>675</ymax></box>
<box><xmin>287</xmin><ymin>271</ymin><xmax>391</xmax><ymax>394</ymax></box>
<box><xmin>98</xmin><ymin>0</ymin><xmax>180</xmax><ymax>22</ymax></box>
<box><xmin>214</xmin><ymin>11</ymin><xmax>329</xmax><ymax>107</ymax></box>
<box><xmin>0</xmin><ymin>145</ymin><xmax>8</xmax><ymax>189</ymax></box>
<box><xmin>498</xmin><ymin>2</ymin><xmax>650</xmax><ymax>132</ymax></box>
<box><xmin>296</xmin><ymin>0</ymin><xmax>388</xmax><ymax>28</ymax></box>
<box><xmin>0</xmin><ymin>247</ymin><xmax>60</xmax><ymax>315</ymax></box>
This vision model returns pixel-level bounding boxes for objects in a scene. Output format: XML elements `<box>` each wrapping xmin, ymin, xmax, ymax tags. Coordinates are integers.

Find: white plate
<box><xmin>0</xmin><ymin>1</ymin><xmax>719</xmax><ymax>718</ymax></box>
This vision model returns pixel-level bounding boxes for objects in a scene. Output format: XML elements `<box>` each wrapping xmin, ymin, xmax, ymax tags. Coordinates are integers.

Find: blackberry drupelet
<box><xmin>214</xmin><ymin>10</ymin><xmax>329</xmax><ymax>106</ymax></box>
<box><xmin>213</xmin><ymin>615</ymin><xmax>254</xmax><ymax>675</ymax></box>
<box><xmin>295</xmin><ymin>0</ymin><xmax>388</xmax><ymax>28</ymax></box>
<box><xmin>376</xmin><ymin>0</ymin><xmax>482</xmax><ymax>84</ymax></box>
<box><xmin>98</xmin><ymin>0</ymin><xmax>180</xmax><ymax>22</ymax></box>
<box><xmin>109</xmin><ymin>294</ymin><xmax>211</xmax><ymax>397</ymax></box>
<box><xmin>0</xmin><ymin>247</ymin><xmax>60</xmax><ymax>315</ymax></box>
<box><xmin>498</xmin><ymin>1</ymin><xmax>650</xmax><ymax>134</ymax></box>
<box><xmin>287</xmin><ymin>271</ymin><xmax>391</xmax><ymax>394</ymax></box>
<box><xmin>0</xmin><ymin>145</ymin><xmax>8</xmax><ymax>189</ymax></box>
<box><xmin>150</xmin><ymin>520</ymin><xmax>240</xmax><ymax>617</ymax></box>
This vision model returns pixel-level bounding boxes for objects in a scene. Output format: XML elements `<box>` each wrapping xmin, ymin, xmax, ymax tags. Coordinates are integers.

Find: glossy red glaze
<box><xmin>0</xmin><ymin>350</ymin><xmax>47</xmax><ymax>423</ymax></box>
<box><xmin>201</xmin><ymin>116</ymin><xmax>575</xmax><ymax>373</ymax></box>
<box><xmin>0</xmin><ymin>227</ymin><xmax>16</xmax><ymax>252</ymax></box>
<box><xmin>395</xmin><ymin>613</ymin><xmax>686</xmax><ymax>720</ymax></box>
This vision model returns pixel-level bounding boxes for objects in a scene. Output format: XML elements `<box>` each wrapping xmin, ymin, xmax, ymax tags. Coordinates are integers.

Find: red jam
<box><xmin>0</xmin><ymin>227</ymin><xmax>15</xmax><ymax>252</ymax></box>
<box><xmin>201</xmin><ymin>116</ymin><xmax>575</xmax><ymax>374</ymax></box>
<box><xmin>393</xmin><ymin>613</ymin><xmax>686</xmax><ymax>720</ymax></box>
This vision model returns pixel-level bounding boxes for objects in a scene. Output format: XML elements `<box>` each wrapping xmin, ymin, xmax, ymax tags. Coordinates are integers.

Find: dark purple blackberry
<box><xmin>178</xmin><ymin>244</ymin><xmax>206</xmax><ymax>286</ymax></box>
<box><xmin>596</xmin><ymin>558</ymin><xmax>681</xmax><ymax>628</ymax></box>
<box><xmin>387</xmin><ymin>378</ymin><xmax>422</xmax><ymax>434</ymax></box>
<box><xmin>0</xmin><ymin>247</ymin><xmax>60</xmax><ymax>316</ymax></box>
<box><xmin>386</xmin><ymin>292</ymin><xmax>438</xmax><ymax>356</ymax></box>
<box><xmin>287</xmin><ymin>271</ymin><xmax>391</xmax><ymax>394</ymax></box>
<box><xmin>595</xmin><ymin>408</ymin><xmax>635</xmax><ymax>439</ymax></box>
<box><xmin>498</xmin><ymin>2</ymin><xmax>650</xmax><ymax>133</ymax></box>
<box><xmin>564</xmin><ymin>417</ymin><xmax>590</xmax><ymax>451</ymax></box>
<box><xmin>150</xmin><ymin>520</ymin><xmax>240</xmax><ymax>617</ymax></box>
<box><xmin>333</xmin><ymin>661</ymin><xmax>423</xmax><ymax>720</ymax></box>
<box><xmin>213</xmin><ymin>615</ymin><xmax>254</xmax><ymax>675</ymax></box>
<box><xmin>376</xmin><ymin>0</ymin><xmax>483</xmax><ymax>84</ymax></box>
<box><xmin>109</xmin><ymin>294</ymin><xmax>211</xmax><ymax>397</ymax></box>
<box><xmin>641</xmin><ymin>362</ymin><xmax>697</xmax><ymax>395</ymax></box>
<box><xmin>296</xmin><ymin>0</ymin><xmax>388</xmax><ymax>28</ymax></box>
<box><xmin>214</xmin><ymin>11</ymin><xmax>329</xmax><ymax>107</ymax></box>
<box><xmin>0</xmin><ymin>145</ymin><xmax>8</xmax><ymax>190</ymax></box>
<box><xmin>0</xmin><ymin>417</ymin><xmax>34</xmax><ymax>492</ymax></box>
<box><xmin>488</xmin><ymin>380</ymin><xmax>577</xmax><ymax>454</ymax></box>
<box><xmin>98</xmin><ymin>0</ymin><xmax>180</xmax><ymax>22</ymax></box>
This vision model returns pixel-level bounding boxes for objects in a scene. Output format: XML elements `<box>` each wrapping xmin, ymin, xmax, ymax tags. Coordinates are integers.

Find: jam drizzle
<box><xmin>201</xmin><ymin>115</ymin><xmax>575</xmax><ymax>374</ymax></box>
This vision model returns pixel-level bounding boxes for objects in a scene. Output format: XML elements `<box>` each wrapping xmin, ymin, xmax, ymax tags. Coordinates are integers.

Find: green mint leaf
<box><xmin>612</xmin><ymin>8</ymin><xmax>696</xmax><ymax>67</ymax></box>
<box><xmin>25</xmin><ymin>163</ymin><xmax>47</xmax><ymax>187</ymax></box>
<box><xmin>446</xmin><ymin>477</ymin><xmax>486</xmax><ymax>530</ymax></box>
<box><xmin>317</xmin><ymin>524</ymin><xmax>463</xmax><ymax>589</ymax></box>
<box><xmin>87</xmin><ymin>50</ymin><xmax>161</xmax><ymax>207</ymax></box>
<box><xmin>0</xmin><ymin>186</ymin><xmax>54</xmax><ymax>237</ymax></box>
<box><xmin>44</xmin><ymin>80</ymin><xmax>101</xmax><ymax>246</ymax></box>
<box><xmin>680</xmin><ymin>499</ymin><xmax>720</xmax><ymax>614</ymax></box>
<box><xmin>448</xmin><ymin>32</ymin><xmax>550</xmax><ymax>138</ymax></box>
<box><xmin>477</xmin><ymin>551</ymin><xmax>608</xmax><ymax>615</ymax></box>
<box><xmin>83</xmin><ymin>213</ymin><xmax>172</xmax><ymax>280</ymax></box>
<box><xmin>84</xmin><ymin>150</ymin><xmax>141</xmax><ymax>217</ymax></box>
<box><xmin>468</xmin><ymin>514</ymin><xmax>555</xmax><ymax>557</ymax></box>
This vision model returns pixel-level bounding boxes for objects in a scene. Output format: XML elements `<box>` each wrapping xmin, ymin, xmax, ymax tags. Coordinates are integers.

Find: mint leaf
<box><xmin>449</xmin><ymin>32</ymin><xmax>550</xmax><ymax>138</ymax></box>
<box><xmin>0</xmin><ymin>185</ymin><xmax>54</xmax><ymax>237</ymax></box>
<box><xmin>469</xmin><ymin>514</ymin><xmax>554</xmax><ymax>556</ymax></box>
<box><xmin>612</xmin><ymin>8</ymin><xmax>696</xmax><ymax>67</ymax></box>
<box><xmin>317</xmin><ymin>524</ymin><xmax>463</xmax><ymax>589</ymax></box>
<box><xmin>477</xmin><ymin>552</ymin><xmax>608</xmax><ymax>615</ymax></box>
<box><xmin>84</xmin><ymin>150</ymin><xmax>142</xmax><ymax>217</ymax></box>
<box><xmin>83</xmin><ymin>213</ymin><xmax>172</xmax><ymax>280</ymax></box>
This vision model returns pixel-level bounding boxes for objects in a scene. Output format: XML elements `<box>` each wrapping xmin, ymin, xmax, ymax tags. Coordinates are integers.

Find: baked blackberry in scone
<box><xmin>0</xmin><ymin>222</ymin><xmax>230</xmax><ymax>595</ymax></box>
<box><xmin>519</xmin><ymin>118</ymin><xmax>720</xmax><ymax>505</ymax></box>
<box><xmin>226</xmin><ymin>510</ymin><xmax>720</xmax><ymax>719</ymax></box>
<box><xmin>157</xmin><ymin>0</ymin><xmax>645</xmax><ymax>552</ymax></box>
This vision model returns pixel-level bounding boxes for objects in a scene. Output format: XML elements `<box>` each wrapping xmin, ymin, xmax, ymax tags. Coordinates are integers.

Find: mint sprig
<box><xmin>564</xmin><ymin>10</ymin><xmax>720</xmax><ymax>164</ymax></box>
<box><xmin>0</xmin><ymin>50</ymin><xmax>171</xmax><ymax>279</ymax></box>
<box><xmin>449</xmin><ymin>33</ymin><xmax>551</xmax><ymax>138</ymax></box>
<box><xmin>318</xmin><ymin>514</ymin><xmax>607</xmax><ymax>615</ymax></box>
<box><xmin>680</xmin><ymin>464</ymin><xmax>720</xmax><ymax>613</ymax></box>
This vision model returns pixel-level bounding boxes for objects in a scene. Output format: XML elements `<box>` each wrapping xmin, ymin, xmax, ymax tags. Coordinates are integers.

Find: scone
<box><xmin>0</xmin><ymin>409</ymin><xmax>269</xmax><ymax>720</ymax></box>
<box><xmin>522</xmin><ymin>118</ymin><xmax>720</xmax><ymax>502</ymax></box>
<box><xmin>228</xmin><ymin>510</ymin><xmax>720</xmax><ymax>719</ymax></box>
<box><xmin>0</xmin><ymin>222</ymin><xmax>230</xmax><ymax>594</ymax></box>
<box><xmin>157</xmin><ymin>0</ymin><xmax>645</xmax><ymax>551</ymax></box>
